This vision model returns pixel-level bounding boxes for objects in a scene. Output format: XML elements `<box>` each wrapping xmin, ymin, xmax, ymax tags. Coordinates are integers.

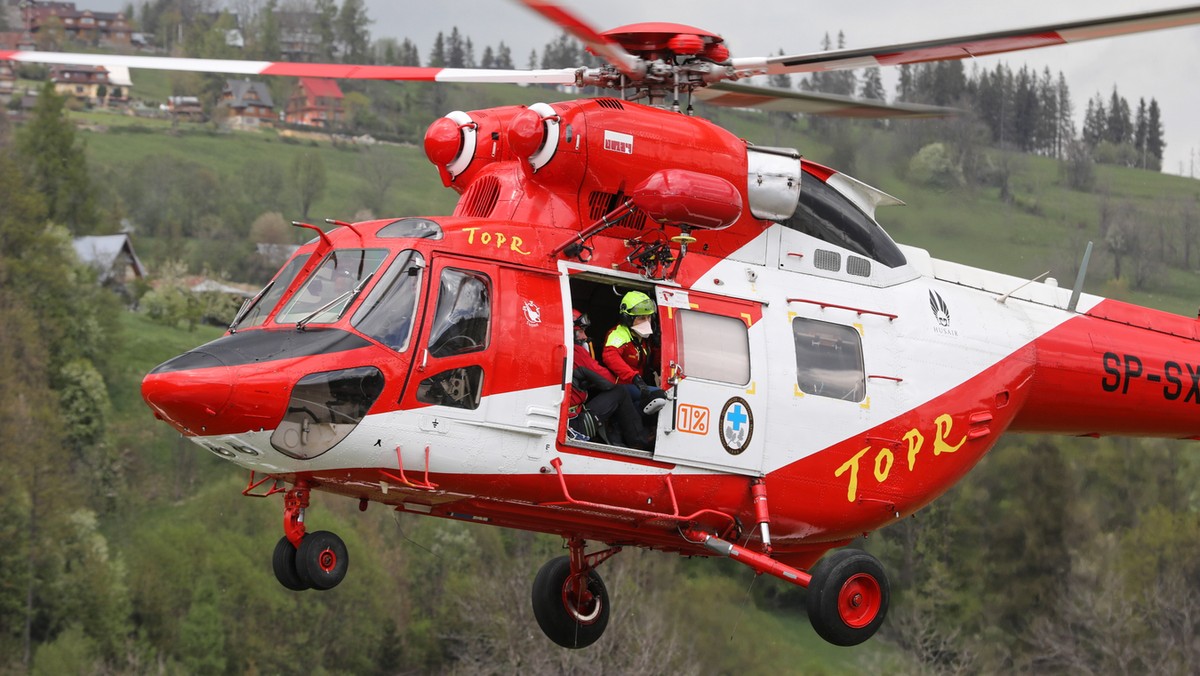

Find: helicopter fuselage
<box><xmin>141</xmin><ymin>98</ymin><xmax>1200</xmax><ymax>570</ymax></box>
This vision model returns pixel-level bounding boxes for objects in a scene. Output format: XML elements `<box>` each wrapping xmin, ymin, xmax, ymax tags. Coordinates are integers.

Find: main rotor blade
<box><xmin>514</xmin><ymin>0</ymin><xmax>641</xmax><ymax>76</ymax></box>
<box><xmin>0</xmin><ymin>50</ymin><xmax>580</xmax><ymax>84</ymax></box>
<box><xmin>730</xmin><ymin>5</ymin><xmax>1200</xmax><ymax>76</ymax></box>
<box><xmin>696</xmin><ymin>82</ymin><xmax>957</xmax><ymax>119</ymax></box>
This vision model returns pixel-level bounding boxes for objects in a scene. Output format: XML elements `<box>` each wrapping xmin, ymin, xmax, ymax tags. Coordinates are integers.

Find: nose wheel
<box><xmin>271</xmin><ymin>482</ymin><xmax>350</xmax><ymax>591</ymax></box>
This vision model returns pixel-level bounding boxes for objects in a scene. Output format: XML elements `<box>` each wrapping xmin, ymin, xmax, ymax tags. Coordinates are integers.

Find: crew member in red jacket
<box><xmin>568</xmin><ymin>310</ymin><xmax>650</xmax><ymax>449</ymax></box>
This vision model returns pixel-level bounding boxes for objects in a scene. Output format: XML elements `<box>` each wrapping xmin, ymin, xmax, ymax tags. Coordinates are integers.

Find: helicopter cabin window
<box><xmin>416</xmin><ymin>366</ymin><xmax>484</xmax><ymax>410</ymax></box>
<box><xmin>232</xmin><ymin>255</ymin><xmax>307</xmax><ymax>330</ymax></box>
<box><xmin>781</xmin><ymin>178</ymin><xmax>906</xmax><ymax>268</ymax></box>
<box><xmin>678</xmin><ymin>310</ymin><xmax>750</xmax><ymax>385</ymax></box>
<box><xmin>427</xmin><ymin>268</ymin><xmax>491</xmax><ymax>358</ymax></box>
<box><xmin>351</xmin><ymin>250</ymin><xmax>424</xmax><ymax>351</ymax></box>
<box><xmin>377</xmin><ymin>217</ymin><xmax>443</xmax><ymax>240</ymax></box>
<box><xmin>793</xmin><ymin>318</ymin><xmax>865</xmax><ymax>402</ymax></box>
<box><xmin>275</xmin><ymin>249</ymin><xmax>389</xmax><ymax>325</ymax></box>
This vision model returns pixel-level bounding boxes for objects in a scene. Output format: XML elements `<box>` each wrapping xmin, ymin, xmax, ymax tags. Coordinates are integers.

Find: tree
<box><xmin>251</xmin><ymin>0</ymin><xmax>281</xmax><ymax>60</ymax></box>
<box><xmin>15</xmin><ymin>83</ymin><xmax>97</xmax><ymax>232</ymax></box>
<box><xmin>1146</xmin><ymin>98</ymin><xmax>1165</xmax><ymax>171</ymax></box>
<box><xmin>355</xmin><ymin>148</ymin><xmax>403</xmax><ymax>216</ymax></box>
<box><xmin>290</xmin><ymin>151</ymin><xmax>327</xmax><ymax>220</ymax></box>
<box><xmin>495</xmin><ymin>41</ymin><xmax>514</xmax><ymax>69</ymax></box>
<box><xmin>1082</xmin><ymin>94</ymin><xmax>1106</xmax><ymax>147</ymax></box>
<box><xmin>1106</xmin><ymin>87</ymin><xmax>1132</xmax><ymax>146</ymax></box>
<box><xmin>860</xmin><ymin>67</ymin><xmax>885</xmax><ymax>101</ymax></box>
<box><xmin>447</xmin><ymin>27</ymin><xmax>466</xmax><ymax>68</ymax></box>
<box><xmin>336</xmin><ymin>0</ymin><xmax>371</xmax><ymax>63</ymax></box>
<box><xmin>768</xmin><ymin>49</ymin><xmax>791</xmax><ymax>89</ymax></box>
<box><xmin>429</xmin><ymin>31</ymin><xmax>446</xmax><ymax>68</ymax></box>
<box><xmin>1134</xmin><ymin>97</ymin><xmax>1149</xmax><ymax>168</ymax></box>
<box><xmin>313</xmin><ymin>0</ymin><xmax>338</xmax><ymax>60</ymax></box>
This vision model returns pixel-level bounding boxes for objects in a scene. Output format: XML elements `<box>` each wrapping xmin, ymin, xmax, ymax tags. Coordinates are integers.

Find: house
<box><xmin>285</xmin><ymin>77</ymin><xmax>345</xmax><ymax>128</ymax></box>
<box><xmin>278</xmin><ymin>10</ymin><xmax>323</xmax><ymax>62</ymax></box>
<box><xmin>50</xmin><ymin>64</ymin><xmax>111</xmax><ymax>102</ymax></box>
<box><xmin>73</xmin><ymin>234</ymin><xmax>147</xmax><ymax>293</ymax></box>
<box><xmin>21</xmin><ymin>2</ymin><xmax>132</xmax><ymax>46</ymax></box>
<box><xmin>219</xmin><ymin>79</ymin><xmax>274</xmax><ymax>129</ymax></box>
<box><xmin>166</xmin><ymin>95</ymin><xmax>204</xmax><ymax>121</ymax></box>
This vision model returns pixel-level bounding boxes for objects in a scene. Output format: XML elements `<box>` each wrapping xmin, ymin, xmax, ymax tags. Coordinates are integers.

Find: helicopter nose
<box><xmin>142</xmin><ymin>351</ymin><xmax>234</xmax><ymax>435</ymax></box>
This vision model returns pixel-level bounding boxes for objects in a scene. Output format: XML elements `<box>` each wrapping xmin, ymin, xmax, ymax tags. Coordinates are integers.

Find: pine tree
<box><xmin>1055</xmin><ymin>73</ymin><xmax>1075</xmax><ymax>159</ymax></box>
<box><xmin>15</xmin><ymin>82</ymin><xmax>97</xmax><ymax>232</ymax></box>
<box><xmin>1134</xmin><ymin>98</ymin><xmax>1149</xmax><ymax>168</ymax></box>
<box><xmin>1106</xmin><ymin>87</ymin><xmax>1132</xmax><ymax>145</ymax></box>
<box><xmin>860</xmin><ymin>67</ymin><xmax>885</xmax><ymax>100</ymax></box>
<box><xmin>336</xmin><ymin>0</ymin><xmax>372</xmax><ymax>63</ymax></box>
<box><xmin>399</xmin><ymin>38</ymin><xmax>420</xmax><ymax>66</ymax></box>
<box><xmin>429</xmin><ymin>32</ymin><xmax>446</xmax><ymax>68</ymax></box>
<box><xmin>1082</xmin><ymin>94</ymin><xmax>1106</xmax><ymax>147</ymax></box>
<box><xmin>480</xmin><ymin>45</ymin><xmax>495</xmax><ymax>69</ymax></box>
<box><xmin>447</xmin><ymin>27</ymin><xmax>465</xmax><ymax>68</ymax></box>
<box><xmin>496</xmin><ymin>41</ymin><xmax>514</xmax><ymax>69</ymax></box>
<box><xmin>313</xmin><ymin>0</ymin><xmax>338</xmax><ymax>61</ymax></box>
<box><xmin>1147</xmin><ymin>98</ymin><xmax>1165</xmax><ymax>171</ymax></box>
<box><xmin>768</xmin><ymin>49</ymin><xmax>791</xmax><ymax>89</ymax></box>
<box><xmin>253</xmin><ymin>0</ymin><xmax>281</xmax><ymax>61</ymax></box>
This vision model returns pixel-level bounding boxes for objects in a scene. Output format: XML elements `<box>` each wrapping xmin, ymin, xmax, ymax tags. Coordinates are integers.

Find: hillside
<box><xmin>76</xmin><ymin>88</ymin><xmax>1200</xmax><ymax>316</ymax></box>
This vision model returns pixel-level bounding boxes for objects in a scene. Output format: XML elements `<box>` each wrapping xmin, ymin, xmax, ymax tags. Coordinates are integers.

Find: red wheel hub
<box><xmin>837</xmin><ymin>573</ymin><xmax>882</xmax><ymax>628</ymax></box>
<box><xmin>562</xmin><ymin>573</ymin><xmax>602</xmax><ymax>624</ymax></box>
<box><xmin>317</xmin><ymin>548</ymin><xmax>338</xmax><ymax>573</ymax></box>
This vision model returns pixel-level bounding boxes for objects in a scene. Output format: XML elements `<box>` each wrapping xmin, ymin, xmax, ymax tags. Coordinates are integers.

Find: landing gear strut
<box><xmin>271</xmin><ymin>481</ymin><xmax>350</xmax><ymax>591</ymax></box>
<box><xmin>685</xmin><ymin>528</ymin><xmax>890</xmax><ymax>647</ymax></box>
<box><xmin>531</xmin><ymin>538</ymin><xmax>620</xmax><ymax>649</ymax></box>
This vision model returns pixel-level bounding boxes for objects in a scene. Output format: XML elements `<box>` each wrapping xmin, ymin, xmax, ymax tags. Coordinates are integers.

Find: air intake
<box><xmin>847</xmin><ymin>256</ymin><xmax>872</xmax><ymax>277</ymax></box>
<box><xmin>456</xmin><ymin>175</ymin><xmax>500</xmax><ymax>218</ymax></box>
<box><xmin>814</xmin><ymin>249</ymin><xmax>841</xmax><ymax>272</ymax></box>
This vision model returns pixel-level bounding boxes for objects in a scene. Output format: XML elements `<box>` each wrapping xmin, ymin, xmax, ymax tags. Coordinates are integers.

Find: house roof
<box><xmin>298</xmin><ymin>77</ymin><xmax>343</xmax><ymax>99</ymax></box>
<box><xmin>223</xmin><ymin>79</ymin><xmax>274</xmax><ymax>108</ymax></box>
<box><xmin>73</xmin><ymin>234</ymin><xmax>147</xmax><ymax>281</ymax></box>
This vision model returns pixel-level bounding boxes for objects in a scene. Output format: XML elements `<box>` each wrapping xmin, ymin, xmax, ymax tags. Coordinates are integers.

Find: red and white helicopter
<box><xmin>9</xmin><ymin>1</ymin><xmax>1200</xmax><ymax>649</ymax></box>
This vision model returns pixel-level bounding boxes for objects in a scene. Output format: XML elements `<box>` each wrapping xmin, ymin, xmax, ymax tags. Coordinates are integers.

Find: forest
<box><xmin>2</xmin><ymin>1</ymin><xmax>1200</xmax><ymax>674</ymax></box>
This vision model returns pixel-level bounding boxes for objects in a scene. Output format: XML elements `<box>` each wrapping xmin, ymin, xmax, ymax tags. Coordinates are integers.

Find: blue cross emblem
<box><xmin>726</xmin><ymin>404</ymin><xmax>747</xmax><ymax>431</ymax></box>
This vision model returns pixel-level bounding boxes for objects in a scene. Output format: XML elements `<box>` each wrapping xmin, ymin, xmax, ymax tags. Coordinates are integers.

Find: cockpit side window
<box><xmin>275</xmin><ymin>249</ymin><xmax>388</xmax><ymax>325</ymax></box>
<box><xmin>233</xmin><ymin>256</ymin><xmax>307</xmax><ymax>330</ymax></box>
<box><xmin>427</xmin><ymin>268</ymin><xmax>490</xmax><ymax>358</ymax></box>
<box><xmin>781</xmin><ymin>178</ymin><xmax>906</xmax><ymax>268</ymax></box>
<box><xmin>351</xmin><ymin>250</ymin><xmax>424</xmax><ymax>351</ymax></box>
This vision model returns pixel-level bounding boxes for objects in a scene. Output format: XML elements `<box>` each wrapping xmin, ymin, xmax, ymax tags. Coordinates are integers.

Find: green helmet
<box><xmin>619</xmin><ymin>291</ymin><xmax>655</xmax><ymax>318</ymax></box>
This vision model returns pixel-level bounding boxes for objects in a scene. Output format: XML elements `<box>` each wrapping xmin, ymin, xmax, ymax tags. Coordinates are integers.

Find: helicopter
<box><xmin>8</xmin><ymin>0</ymin><xmax>1200</xmax><ymax>649</ymax></box>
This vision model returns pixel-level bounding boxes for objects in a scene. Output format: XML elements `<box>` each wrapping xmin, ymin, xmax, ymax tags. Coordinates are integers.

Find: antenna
<box><xmin>1067</xmin><ymin>241</ymin><xmax>1094</xmax><ymax>313</ymax></box>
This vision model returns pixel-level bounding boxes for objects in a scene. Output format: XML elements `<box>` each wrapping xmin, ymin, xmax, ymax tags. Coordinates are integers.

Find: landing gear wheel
<box><xmin>272</xmin><ymin>536</ymin><xmax>310</xmax><ymax>591</ymax></box>
<box><xmin>296</xmin><ymin>530</ymin><xmax>349</xmax><ymax>591</ymax></box>
<box><xmin>806</xmin><ymin>549</ymin><xmax>890</xmax><ymax>646</ymax></box>
<box><xmin>531</xmin><ymin>555</ymin><xmax>610</xmax><ymax>649</ymax></box>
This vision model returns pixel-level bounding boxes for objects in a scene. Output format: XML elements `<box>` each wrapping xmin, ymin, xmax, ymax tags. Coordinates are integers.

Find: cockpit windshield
<box><xmin>276</xmin><ymin>249</ymin><xmax>388</xmax><ymax>325</ymax></box>
<box><xmin>351</xmin><ymin>250</ymin><xmax>424</xmax><ymax>351</ymax></box>
<box><xmin>231</xmin><ymin>255</ymin><xmax>307</xmax><ymax>330</ymax></box>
